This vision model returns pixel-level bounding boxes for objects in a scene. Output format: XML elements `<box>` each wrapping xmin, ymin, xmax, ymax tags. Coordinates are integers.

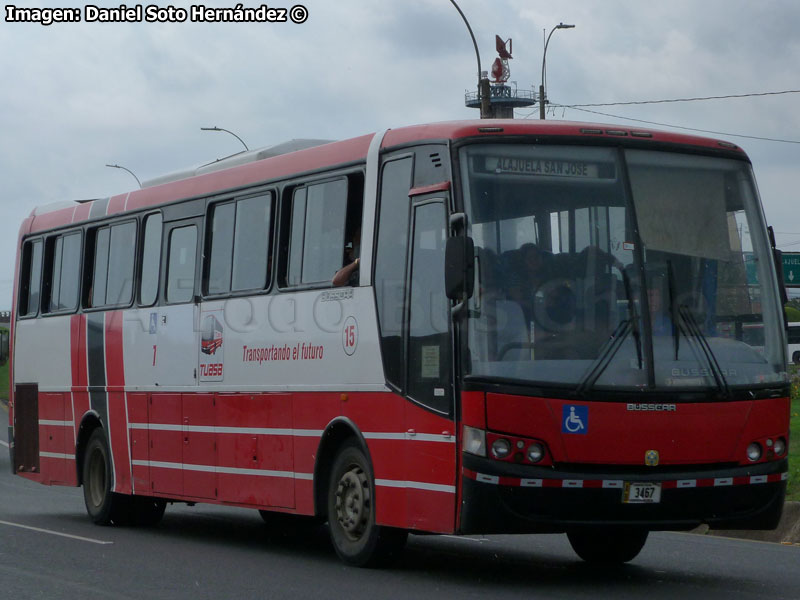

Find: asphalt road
<box><xmin>1</xmin><ymin>417</ymin><xmax>799</xmax><ymax>600</ymax></box>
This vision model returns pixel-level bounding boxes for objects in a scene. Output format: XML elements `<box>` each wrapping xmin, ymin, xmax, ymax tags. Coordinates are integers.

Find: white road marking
<box><xmin>0</xmin><ymin>520</ymin><xmax>114</xmax><ymax>545</ymax></box>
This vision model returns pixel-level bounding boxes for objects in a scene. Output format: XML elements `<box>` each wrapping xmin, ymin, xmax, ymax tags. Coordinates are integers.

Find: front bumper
<box><xmin>459</xmin><ymin>454</ymin><xmax>788</xmax><ymax>534</ymax></box>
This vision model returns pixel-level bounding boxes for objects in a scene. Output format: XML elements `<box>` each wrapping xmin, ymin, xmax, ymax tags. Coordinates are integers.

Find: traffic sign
<box><xmin>784</xmin><ymin>252</ymin><xmax>800</xmax><ymax>287</ymax></box>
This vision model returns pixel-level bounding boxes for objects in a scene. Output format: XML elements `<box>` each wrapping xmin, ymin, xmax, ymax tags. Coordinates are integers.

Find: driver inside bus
<box><xmin>333</xmin><ymin>229</ymin><xmax>361</xmax><ymax>287</ymax></box>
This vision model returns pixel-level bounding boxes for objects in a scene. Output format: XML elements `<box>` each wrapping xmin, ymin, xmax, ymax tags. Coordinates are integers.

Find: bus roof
<box><xmin>24</xmin><ymin>119</ymin><xmax>747</xmax><ymax>235</ymax></box>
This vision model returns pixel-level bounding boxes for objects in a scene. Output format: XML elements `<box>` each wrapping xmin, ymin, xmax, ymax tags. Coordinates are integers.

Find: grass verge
<box><xmin>787</xmin><ymin>364</ymin><xmax>800</xmax><ymax>502</ymax></box>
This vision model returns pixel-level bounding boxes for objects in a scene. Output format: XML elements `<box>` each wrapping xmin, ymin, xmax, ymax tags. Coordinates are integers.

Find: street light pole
<box><xmin>105</xmin><ymin>163</ymin><xmax>141</xmax><ymax>188</ymax></box>
<box><xmin>539</xmin><ymin>22</ymin><xmax>575</xmax><ymax>120</ymax></box>
<box><xmin>200</xmin><ymin>126</ymin><xmax>249</xmax><ymax>151</ymax></box>
<box><xmin>449</xmin><ymin>0</ymin><xmax>491</xmax><ymax>119</ymax></box>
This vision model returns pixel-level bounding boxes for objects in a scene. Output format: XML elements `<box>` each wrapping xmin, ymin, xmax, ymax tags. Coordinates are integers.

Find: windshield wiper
<box><xmin>576</xmin><ymin>269</ymin><xmax>642</xmax><ymax>395</ymax></box>
<box><xmin>576</xmin><ymin>319</ymin><xmax>632</xmax><ymax>396</ymax></box>
<box><xmin>677</xmin><ymin>305</ymin><xmax>731</xmax><ymax>399</ymax></box>
<box><xmin>665</xmin><ymin>261</ymin><xmax>730</xmax><ymax>399</ymax></box>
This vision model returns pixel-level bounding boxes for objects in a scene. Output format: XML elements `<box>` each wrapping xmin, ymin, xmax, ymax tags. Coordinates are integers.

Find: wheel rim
<box><xmin>87</xmin><ymin>448</ymin><xmax>106</xmax><ymax>509</ymax></box>
<box><xmin>334</xmin><ymin>465</ymin><xmax>371</xmax><ymax>541</ymax></box>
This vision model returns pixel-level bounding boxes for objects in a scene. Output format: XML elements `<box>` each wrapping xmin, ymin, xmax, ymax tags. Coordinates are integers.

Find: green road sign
<box><xmin>784</xmin><ymin>252</ymin><xmax>800</xmax><ymax>287</ymax></box>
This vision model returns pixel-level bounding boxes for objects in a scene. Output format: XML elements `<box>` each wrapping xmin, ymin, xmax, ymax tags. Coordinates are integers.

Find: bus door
<box><xmin>149</xmin><ymin>217</ymin><xmax>215</xmax><ymax>498</ymax></box>
<box><xmin>404</xmin><ymin>196</ymin><xmax>457</xmax><ymax>532</ymax></box>
<box><xmin>156</xmin><ymin>217</ymin><xmax>202</xmax><ymax>387</ymax></box>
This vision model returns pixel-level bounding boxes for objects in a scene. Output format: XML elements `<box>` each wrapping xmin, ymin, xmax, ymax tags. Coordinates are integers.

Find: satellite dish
<box><xmin>496</xmin><ymin>35</ymin><xmax>512</xmax><ymax>59</ymax></box>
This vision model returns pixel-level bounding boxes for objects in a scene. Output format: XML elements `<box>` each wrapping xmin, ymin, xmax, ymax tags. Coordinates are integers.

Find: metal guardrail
<box><xmin>0</xmin><ymin>329</ymin><xmax>8</xmax><ymax>366</ymax></box>
<box><xmin>465</xmin><ymin>87</ymin><xmax>537</xmax><ymax>103</ymax></box>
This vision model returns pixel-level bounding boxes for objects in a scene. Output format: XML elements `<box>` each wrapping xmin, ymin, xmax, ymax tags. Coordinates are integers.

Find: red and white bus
<box><xmin>8</xmin><ymin>120</ymin><xmax>791</xmax><ymax>566</ymax></box>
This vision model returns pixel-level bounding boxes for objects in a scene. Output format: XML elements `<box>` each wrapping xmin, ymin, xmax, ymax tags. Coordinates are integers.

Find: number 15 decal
<box><xmin>342</xmin><ymin>316</ymin><xmax>358</xmax><ymax>356</ymax></box>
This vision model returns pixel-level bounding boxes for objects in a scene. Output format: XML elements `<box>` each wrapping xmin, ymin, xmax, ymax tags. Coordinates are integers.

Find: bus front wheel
<box><xmin>567</xmin><ymin>527</ymin><xmax>648</xmax><ymax>564</ymax></box>
<box><xmin>82</xmin><ymin>428</ymin><xmax>130</xmax><ymax>525</ymax></box>
<box><xmin>327</xmin><ymin>441</ymin><xmax>407</xmax><ymax>567</ymax></box>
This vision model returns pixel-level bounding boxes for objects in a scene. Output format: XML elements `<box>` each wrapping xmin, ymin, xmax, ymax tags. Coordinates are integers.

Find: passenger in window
<box><xmin>506</xmin><ymin>244</ymin><xmax>550</xmax><ymax>330</ymax></box>
<box><xmin>333</xmin><ymin>229</ymin><xmax>361</xmax><ymax>287</ymax></box>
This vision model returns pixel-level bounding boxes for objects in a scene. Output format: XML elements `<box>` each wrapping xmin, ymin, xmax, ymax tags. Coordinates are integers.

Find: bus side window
<box><xmin>374</xmin><ymin>156</ymin><xmax>413</xmax><ymax>390</ymax></box>
<box><xmin>43</xmin><ymin>232</ymin><xmax>81</xmax><ymax>314</ymax></box>
<box><xmin>166</xmin><ymin>226</ymin><xmax>198</xmax><ymax>304</ymax></box>
<box><xmin>139</xmin><ymin>213</ymin><xmax>163</xmax><ymax>306</ymax></box>
<box><xmin>205</xmin><ymin>193</ymin><xmax>273</xmax><ymax>295</ymax></box>
<box><xmin>407</xmin><ymin>201</ymin><xmax>451</xmax><ymax>414</ymax></box>
<box><xmin>18</xmin><ymin>239</ymin><xmax>43</xmax><ymax>317</ymax></box>
<box><xmin>285</xmin><ymin>178</ymin><xmax>349</xmax><ymax>286</ymax></box>
<box><xmin>86</xmin><ymin>221</ymin><xmax>136</xmax><ymax>308</ymax></box>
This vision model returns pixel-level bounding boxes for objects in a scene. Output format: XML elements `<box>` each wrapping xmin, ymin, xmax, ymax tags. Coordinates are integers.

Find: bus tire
<box><xmin>82</xmin><ymin>428</ymin><xmax>130</xmax><ymax>526</ymax></box>
<box><xmin>792</xmin><ymin>351</ymin><xmax>800</xmax><ymax>365</ymax></box>
<box><xmin>567</xmin><ymin>527</ymin><xmax>648</xmax><ymax>564</ymax></box>
<box><xmin>327</xmin><ymin>441</ymin><xmax>407</xmax><ymax>567</ymax></box>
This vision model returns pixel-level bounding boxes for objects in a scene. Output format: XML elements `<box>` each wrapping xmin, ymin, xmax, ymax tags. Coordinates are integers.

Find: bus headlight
<box><xmin>491</xmin><ymin>438</ymin><xmax>512</xmax><ymax>459</ymax></box>
<box><xmin>772</xmin><ymin>437</ymin><xmax>786</xmax><ymax>457</ymax></box>
<box><xmin>746</xmin><ymin>442</ymin><xmax>762</xmax><ymax>462</ymax></box>
<box><xmin>526</xmin><ymin>443</ymin><xmax>545</xmax><ymax>463</ymax></box>
<box><xmin>463</xmin><ymin>426</ymin><xmax>486</xmax><ymax>457</ymax></box>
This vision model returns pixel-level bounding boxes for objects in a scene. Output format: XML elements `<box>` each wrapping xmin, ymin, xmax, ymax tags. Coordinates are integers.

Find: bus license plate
<box><xmin>623</xmin><ymin>482</ymin><xmax>661</xmax><ymax>504</ymax></box>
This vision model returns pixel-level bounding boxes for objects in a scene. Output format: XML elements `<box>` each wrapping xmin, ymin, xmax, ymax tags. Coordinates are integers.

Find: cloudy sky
<box><xmin>2</xmin><ymin>0</ymin><xmax>800</xmax><ymax>309</ymax></box>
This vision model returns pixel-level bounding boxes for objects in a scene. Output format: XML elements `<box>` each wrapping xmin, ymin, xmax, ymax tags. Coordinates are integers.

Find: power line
<box><xmin>560</xmin><ymin>89</ymin><xmax>800</xmax><ymax>108</ymax></box>
<box><xmin>544</xmin><ymin>105</ymin><xmax>800</xmax><ymax>144</ymax></box>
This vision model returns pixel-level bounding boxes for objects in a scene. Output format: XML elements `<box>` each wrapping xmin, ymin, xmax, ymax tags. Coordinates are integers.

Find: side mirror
<box><xmin>445</xmin><ymin>236</ymin><xmax>475</xmax><ymax>300</ymax></box>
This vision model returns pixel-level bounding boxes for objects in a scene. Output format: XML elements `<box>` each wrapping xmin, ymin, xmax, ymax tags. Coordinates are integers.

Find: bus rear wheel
<box><xmin>792</xmin><ymin>351</ymin><xmax>800</xmax><ymax>365</ymax></box>
<box><xmin>82</xmin><ymin>428</ymin><xmax>130</xmax><ymax>525</ymax></box>
<box><xmin>327</xmin><ymin>441</ymin><xmax>407</xmax><ymax>567</ymax></box>
<box><xmin>567</xmin><ymin>527</ymin><xmax>648</xmax><ymax>564</ymax></box>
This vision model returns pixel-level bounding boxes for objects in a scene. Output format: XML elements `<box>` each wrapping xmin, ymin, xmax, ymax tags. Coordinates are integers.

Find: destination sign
<box><xmin>486</xmin><ymin>157</ymin><xmax>600</xmax><ymax>178</ymax></box>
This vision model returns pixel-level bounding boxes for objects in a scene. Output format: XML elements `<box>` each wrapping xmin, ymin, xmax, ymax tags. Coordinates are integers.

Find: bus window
<box><xmin>139</xmin><ymin>213</ymin><xmax>162</xmax><ymax>306</ymax></box>
<box><xmin>286</xmin><ymin>178</ymin><xmax>348</xmax><ymax>286</ymax></box>
<box><xmin>45</xmin><ymin>231</ymin><xmax>81</xmax><ymax>313</ymax></box>
<box><xmin>232</xmin><ymin>193</ymin><xmax>272</xmax><ymax>291</ymax></box>
<box><xmin>89</xmin><ymin>221</ymin><xmax>136</xmax><ymax>307</ymax></box>
<box><xmin>207</xmin><ymin>202</ymin><xmax>235</xmax><ymax>294</ymax></box>
<box><xmin>788</xmin><ymin>322</ymin><xmax>800</xmax><ymax>365</ymax></box>
<box><xmin>166</xmin><ymin>225</ymin><xmax>198</xmax><ymax>304</ymax></box>
<box><xmin>18</xmin><ymin>239</ymin><xmax>43</xmax><ymax>317</ymax></box>
<box><xmin>91</xmin><ymin>227</ymin><xmax>110</xmax><ymax>307</ymax></box>
<box><xmin>205</xmin><ymin>193</ymin><xmax>273</xmax><ymax>295</ymax></box>
<box><xmin>375</xmin><ymin>156</ymin><xmax>413</xmax><ymax>390</ymax></box>
<box><xmin>407</xmin><ymin>201</ymin><xmax>451</xmax><ymax>414</ymax></box>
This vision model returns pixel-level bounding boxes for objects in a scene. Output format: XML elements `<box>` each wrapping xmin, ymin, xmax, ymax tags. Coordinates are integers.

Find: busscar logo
<box><xmin>627</xmin><ymin>403</ymin><xmax>677</xmax><ymax>412</ymax></box>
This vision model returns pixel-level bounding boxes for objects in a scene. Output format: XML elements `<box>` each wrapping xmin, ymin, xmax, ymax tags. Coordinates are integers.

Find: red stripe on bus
<box><xmin>106</xmin><ymin>194</ymin><xmax>128</xmax><ymax>216</ymax></box>
<box><xmin>104</xmin><ymin>311</ymin><xmax>125</xmax><ymax>388</ymax></box>
<box><xmin>70</xmin><ymin>314</ymin><xmax>82</xmax><ymax>388</ymax></box>
<box><xmin>72</xmin><ymin>202</ymin><xmax>92</xmax><ymax>224</ymax></box>
<box><xmin>105</xmin><ymin>311</ymin><xmax>132</xmax><ymax>494</ymax></box>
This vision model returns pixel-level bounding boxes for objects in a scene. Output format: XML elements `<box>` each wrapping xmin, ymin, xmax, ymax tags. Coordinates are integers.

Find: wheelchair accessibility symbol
<box><xmin>562</xmin><ymin>405</ymin><xmax>588</xmax><ymax>434</ymax></box>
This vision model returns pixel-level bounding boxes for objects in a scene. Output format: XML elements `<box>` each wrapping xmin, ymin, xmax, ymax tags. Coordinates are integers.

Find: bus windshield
<box><xmin>459</xmin><ymin>143</ymin><xmax>787</xmax><ymax>393</ymax></box>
